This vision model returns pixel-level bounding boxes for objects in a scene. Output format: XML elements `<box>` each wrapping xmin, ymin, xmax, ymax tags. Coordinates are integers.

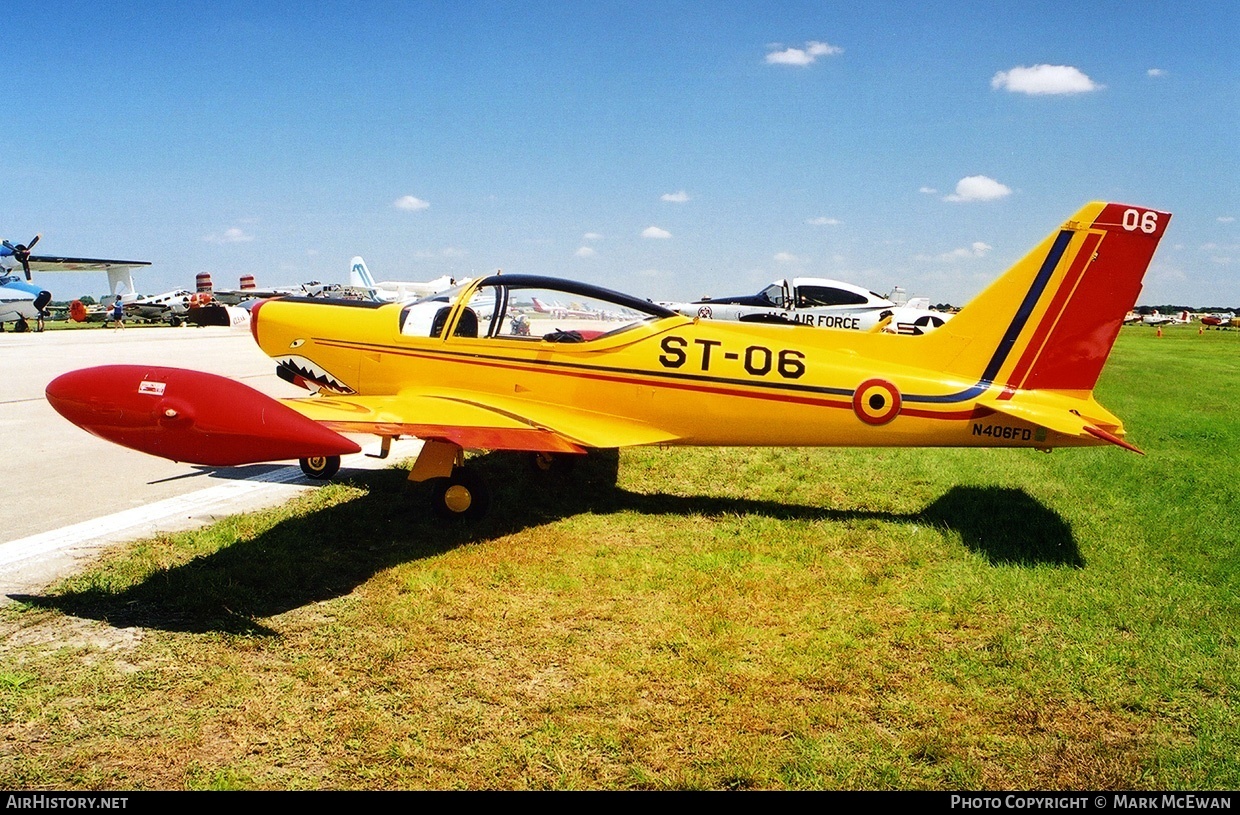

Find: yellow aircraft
<box><xmin>46</xmin><ymin>201</ymin><xmax>1170</xmax><ymax>519</ymax></box>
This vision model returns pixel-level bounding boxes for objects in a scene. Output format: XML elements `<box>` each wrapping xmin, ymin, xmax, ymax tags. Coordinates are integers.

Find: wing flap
<box><xmin>283</xmin><ymin>389</ymin><xmax>679</xmax><ymax>452</ymax></box>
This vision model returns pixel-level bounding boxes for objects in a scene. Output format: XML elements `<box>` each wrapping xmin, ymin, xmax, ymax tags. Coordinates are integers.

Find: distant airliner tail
<box><xmin>350</xmin><ymin>257</ymin><xmax>378</xmax><ymax>291</ymax></box>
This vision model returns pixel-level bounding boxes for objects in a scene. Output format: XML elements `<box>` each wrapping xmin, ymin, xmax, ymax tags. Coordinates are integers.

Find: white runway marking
<box><xmin>1</xmin><ymin>466</ymin><xmax>307</xmax><ymax>570</ymax></box>
<box><xmin>1</xmin><ymin>437</ymin><xmax>422</xmax><ymax>599</ymax></box>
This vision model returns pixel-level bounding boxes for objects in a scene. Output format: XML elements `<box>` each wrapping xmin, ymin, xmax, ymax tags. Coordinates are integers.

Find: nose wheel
<box><xmin>430</xmin><ymin>466</ymin><xmax>491</xmax><ymax>520</ymax></box>
<box><xmin>299</xmin><ymin>455</ymin><xmax>341</xmax><ymax>480</ymax></box>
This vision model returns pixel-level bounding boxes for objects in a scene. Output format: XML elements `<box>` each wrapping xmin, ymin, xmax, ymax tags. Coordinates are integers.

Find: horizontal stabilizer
<box><xmin>985</xmin><ymin>396</ymin><xmax>1143</xmax><ymax>454</ymax></box>
<box><xmin>45</xmin><ymin>366</ymin><xmax>360</xmax><ymax>466</ymax></box>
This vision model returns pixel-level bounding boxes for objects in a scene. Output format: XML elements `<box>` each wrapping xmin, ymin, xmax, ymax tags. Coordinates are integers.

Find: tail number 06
<box><xmin>1122</xmin><ymin>209</ymin><xmax>1159</xmax><ymax>234</ymax></box>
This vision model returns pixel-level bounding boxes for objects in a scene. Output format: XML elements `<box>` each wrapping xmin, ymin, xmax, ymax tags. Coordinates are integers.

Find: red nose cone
<box><xmin>46</xmin><ymin>365</ymin><xmax>359</xmax><ymax>466</ymax></box>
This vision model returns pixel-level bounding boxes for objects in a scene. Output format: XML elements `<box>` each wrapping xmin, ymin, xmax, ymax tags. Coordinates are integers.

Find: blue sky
<box><xmin>3</xmin><ymin>1</ymin><xmax>1236</xmax><ymax>307</ymax></box>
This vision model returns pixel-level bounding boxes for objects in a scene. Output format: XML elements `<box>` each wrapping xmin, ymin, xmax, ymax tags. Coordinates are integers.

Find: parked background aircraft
<box><xmin>183</xmin><ymin>296</ymin><xmax>255</xmax><ymax>329</ymax></box>
<box><xmin>349</xmin><ymin>256</ymin><xmax>463</xmax><ymax>302</ymax></box>
<box><xmin>0</xmin><ymin>234</ymin><xmax>150</xmax><ymax>332</ymax></box>
<box><xmin>661</xmin><ymin>277</ymin><xmax>952</xmax><ymax>335</ymax></box>
<box><xmin>47</xmin><ymin>201</ymin><xmax>1170</xmax><ymax>521</ymax></box>
<box><xmin>0</xmin><ymin>273</ymin><xmax>52</xmax><ymax>332</ymax></box>
<box><xmin>196</xmin><ymin>272</ymin><xmax>344</xmax><ymax>305</ymax></box>
<box><xmin>1132</xmin><ymin>309</ymin><xmax>1191</xmax><ymax>326</ymax></box>
<box><xmin>531</xmin><ymin>296</ymin><xmax>607</xmax><ymax>320</ymax></box>
<box><xmin>124</xmin><ymin>289</ymin><xmax>196</xmax><ymax>325</ymax></box>
<box><xmin>1200</xmin><ymin>313</ymin><xmax>1236</xmax><ymax>328</ymax></box>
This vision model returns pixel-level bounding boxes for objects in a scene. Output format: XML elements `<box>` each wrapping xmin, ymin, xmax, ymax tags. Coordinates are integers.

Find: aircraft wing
<box><xmin>46</xmin><ymin>365</ymin><xmax>678</xmax><ymax>468</ymax></box>
<box><xmin>283</xmin><ymin>388</ymin><xmax>682</xmax><ymax>452</ymax></box>
<box><xmin>26</xmin><ymin>255</ymin><xmax>152</xmax><ymax>272</ymax></box>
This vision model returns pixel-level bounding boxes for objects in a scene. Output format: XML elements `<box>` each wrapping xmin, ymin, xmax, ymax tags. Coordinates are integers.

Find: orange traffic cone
<box><xmin>1156</xmin><ymin>327</ymin><xmax>1163</xmax><ymax>338</ymax></box>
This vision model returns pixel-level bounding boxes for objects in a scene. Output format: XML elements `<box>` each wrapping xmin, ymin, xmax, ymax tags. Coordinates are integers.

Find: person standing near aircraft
<box><xmin>110</xmin><ymin>295</ymin><xmax>125</xmax><ymax>329</ymax></box>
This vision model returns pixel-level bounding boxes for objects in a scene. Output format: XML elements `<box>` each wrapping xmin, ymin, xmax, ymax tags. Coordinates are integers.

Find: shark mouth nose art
<box><xmin>275</xmin><ymin>355</ymin><xmax>356</xmax><ymax>394</ymax></box>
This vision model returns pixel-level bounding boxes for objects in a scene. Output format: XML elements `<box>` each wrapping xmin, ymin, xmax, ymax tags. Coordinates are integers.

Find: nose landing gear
<box><xmin>299</xmin><ymin>455</ymin><xmax>341</xmax><ymax>480</ymax></box>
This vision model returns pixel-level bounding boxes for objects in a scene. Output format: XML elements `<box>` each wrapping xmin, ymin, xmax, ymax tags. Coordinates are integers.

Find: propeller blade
<box><xmin>22</xmin><ymin>260</ymin><xmax>32</xmax><ymax>281</ymax></box>
<box><xmin>26</xmin><ymin>234</ymin><xmax>40</xmax><ymax>251</ymax></box>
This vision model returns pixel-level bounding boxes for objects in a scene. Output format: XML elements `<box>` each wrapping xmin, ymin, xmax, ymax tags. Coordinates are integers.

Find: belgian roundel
<box><xmin>852</xmin><ymin>379</ymin><xmax>901</xmax><ymax>425</ymax></box>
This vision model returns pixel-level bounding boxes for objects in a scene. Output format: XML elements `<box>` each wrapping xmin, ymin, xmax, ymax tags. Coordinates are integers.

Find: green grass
<box><xmin>1</xmin><ymin>323</ymin><xmax>1237</xmax><ymax>790</ymax></box>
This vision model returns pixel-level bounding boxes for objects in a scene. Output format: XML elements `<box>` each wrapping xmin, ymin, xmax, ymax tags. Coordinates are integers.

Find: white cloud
<box><xmin>806</xmin><ymin>217</ymin><xmax>840</xmax><ymax>226</ymax></box>
<box><xmin>765</xmin><ymin>40</ymin><xmax>842</xmax><ymax>66</ymax></box>
<box><xmin>1147</xmin><ymin>68</ymin><xmax>1166</xmax><ymax>77</ymax></box>
<box><xmin>642</xmin><ymin>226</ymin><xmax>672</xmax><ymax>239</ymax></box>
<box><xmin>919</xmin><ymin>186</ymin><xmax>938</xmax><ymax>195</ymax></box>
<box><xmin>203</xmin><ymin>227</ymin><xmax>254</xmax><ymax>244</ymax></box>
<box><xmin>944</xmin><ymin>175</ymin><xmax>1012</xmax><ymax>203</ymax></box>
<box><xmin>394</xmin><ymin>195</ymin><xmax>430</xmax><ymax>211</ymax></box>
<box><xmin>582</xmin><ymin>232</ymin><xmax>603</xmax><ymax>241</ymax></box>
<box><xmin>575</xmin><ymin>246</ymin><xmax>596</xmax><ymax>258</ymax></box>
<box><xmin>661</xmin><ymin>190</ymin><xmax>690</xmax><ymax>203</ymax></box>
<box><xmin>991</xmin><ymin>64</ymin><xmax>1102</xmax><ymax>95</ymax></box>
<box><xmin>1219</xmin><ymin>216</ymin><xmax>1235</xmax><ymax>223</ymax></box>
<box><xmin>937</xmin><ymin>242</ymin><xmax>993</xmax><ymax>261</ymax></box>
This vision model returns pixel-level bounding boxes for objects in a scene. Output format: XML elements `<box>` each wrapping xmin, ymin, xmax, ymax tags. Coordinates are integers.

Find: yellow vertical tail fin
<box><xmin>921</xmin><ymin>202</ymin><xmax>1171</xmax><ymax>393</ymax></box>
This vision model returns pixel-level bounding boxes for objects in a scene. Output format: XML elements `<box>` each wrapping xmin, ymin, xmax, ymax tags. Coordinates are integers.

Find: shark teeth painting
<box><xmin>275</xmin><ymin>355</ymin><xmax>356</xmax><ymax>394</ymax></box>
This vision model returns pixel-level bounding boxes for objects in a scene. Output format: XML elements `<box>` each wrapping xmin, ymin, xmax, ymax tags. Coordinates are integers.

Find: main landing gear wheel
<box><xmin>431</xmin><ymin>466</ymin><xmax>491</xmax><ymax>520</ymax></box>
<box><xmin>299</xmin><ymin>455</ymin><xmax>341</xmax><ymax>480</ymax></box>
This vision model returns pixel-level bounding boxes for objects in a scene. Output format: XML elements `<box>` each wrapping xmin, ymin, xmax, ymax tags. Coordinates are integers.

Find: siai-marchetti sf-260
<box><xmin>47</xmin><ymin>201</ymin><xmax>1170</xmax><ymax>519</ymax></box>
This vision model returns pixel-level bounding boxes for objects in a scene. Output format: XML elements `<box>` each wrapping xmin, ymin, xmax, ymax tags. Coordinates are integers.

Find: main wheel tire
<box><xmin>431</xmin><ymin>467</ymin><xmax>491</xmax><ymax>520</ymax></box>
<box><xmin>299</xmin><ymin>455</ymin><xmax>341</xmax><ymax>480</ymax></box>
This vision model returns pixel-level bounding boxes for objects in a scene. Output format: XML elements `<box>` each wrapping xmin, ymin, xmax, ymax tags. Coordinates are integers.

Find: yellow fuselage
<box><xmin>252</xmin><ymin>294</ymin><xmax>1106</xmax><ymax>452</ymax></box>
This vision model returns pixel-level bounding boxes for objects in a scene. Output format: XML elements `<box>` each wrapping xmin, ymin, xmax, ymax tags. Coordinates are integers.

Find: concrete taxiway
<box><xmin>1</xmin><ymin>324</ymin><xmax>420</xmax><ymax>598</ymax></box>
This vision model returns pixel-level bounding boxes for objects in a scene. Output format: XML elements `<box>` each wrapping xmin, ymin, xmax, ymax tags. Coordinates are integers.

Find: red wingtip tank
<box><xmin>45</xmin><ymin>365</ymin><xmax>360</xmax><ymax>467</ymax></box>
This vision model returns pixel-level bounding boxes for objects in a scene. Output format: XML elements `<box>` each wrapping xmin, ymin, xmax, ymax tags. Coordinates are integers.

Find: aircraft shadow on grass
<box><xmin>10</xmin><ymin>450</ymin><xmax>1081</xmax><ymax>635</ymax></box>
